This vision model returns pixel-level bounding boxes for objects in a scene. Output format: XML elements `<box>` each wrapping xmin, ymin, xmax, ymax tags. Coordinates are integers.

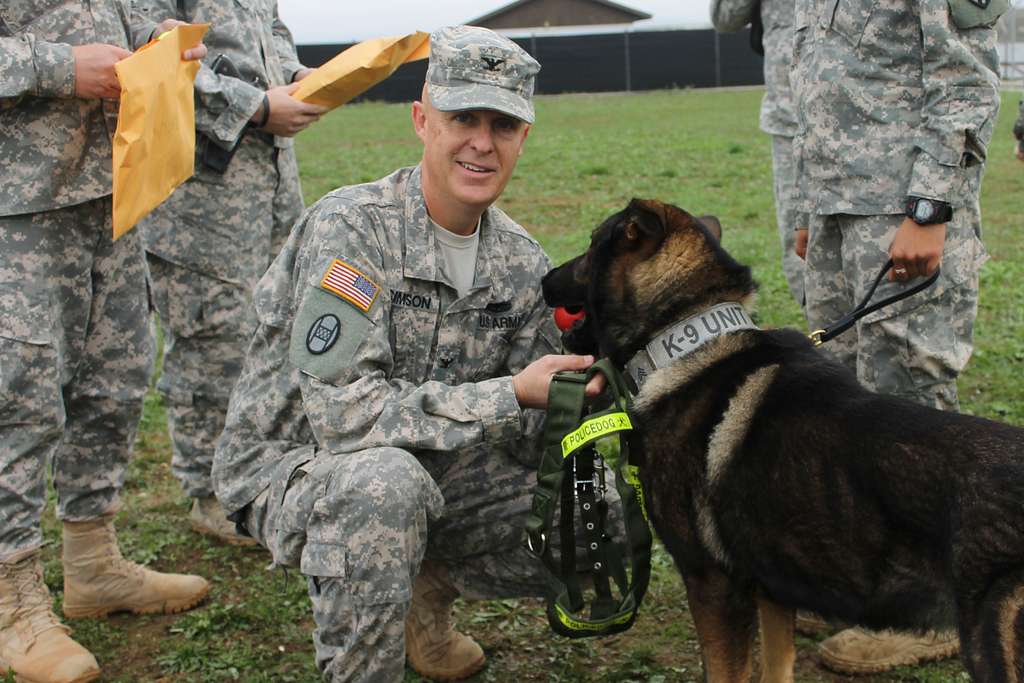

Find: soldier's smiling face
<box><xmin>413</xmin><ymin>95</ymin><xmax>529</xmax><ymax>228</ymax></box>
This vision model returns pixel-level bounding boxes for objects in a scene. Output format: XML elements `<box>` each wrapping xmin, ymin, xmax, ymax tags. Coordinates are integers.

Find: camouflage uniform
<box><xmin>133</xmin><ymin>0</ymin><xmax>305</xmax><ymax>499</ymax></box>
<box><xmin>214</xmin><ymin>164</ymin><xmax>567</xmax><ymax>680</ymax></box>
<box><xmin>0</xmin><ymin>1</ymin><xmax>156</xmax><ymax>561</ymax></box>
<box><xmin>711</xmin><ymin>0</ymin><xmax>804</xmax><ymax>307</ymax></box>
<box><xmin>791</xmin><ymin>0</ymin><xmax>1000</xmax><ymax>410</ymax></box>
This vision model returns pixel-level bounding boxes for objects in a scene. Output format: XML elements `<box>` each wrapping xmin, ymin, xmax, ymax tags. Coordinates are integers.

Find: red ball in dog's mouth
<box><xmin>553</xmin><ymin>306</ymin><xmax>585</xmax><ymax>332</ymax></box>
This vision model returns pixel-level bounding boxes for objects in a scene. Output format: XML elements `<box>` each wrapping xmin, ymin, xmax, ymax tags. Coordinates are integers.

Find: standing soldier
<box><xmin>791</xmin><ymin>0</ymin><xmax>1003</xmax><ymax>673</ymax></box>
<box><xmin>711</xmin><ymin>0</ymin><xmax>804</xmax><ymax>309</ymax></box>
<box><xmin>133</xmin><ymin>0</ymin><xmax>327</xmax><ymax>544</ymax></box>
<box><xmin>213</xmin><ymin>26</ymin><xmax>608</xmax><ymax>681</ymax></box>
<box><xmin>0</xmin><ymin>5</ymin><xmax>210</xmax><ymax>682</ymax></box>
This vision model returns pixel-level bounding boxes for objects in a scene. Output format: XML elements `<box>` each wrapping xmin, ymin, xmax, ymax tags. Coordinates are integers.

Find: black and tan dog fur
<box><xmin>541</xmin><ymin>199</ymin><xmax>1024</xmax><ymax>683</ymax></box>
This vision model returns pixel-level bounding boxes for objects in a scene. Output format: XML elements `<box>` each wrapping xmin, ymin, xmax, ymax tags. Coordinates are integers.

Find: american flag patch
<box><xmin>320</xmin><ymin>259</ymin><xmax>380</xmax><ymax>313</ymax></box>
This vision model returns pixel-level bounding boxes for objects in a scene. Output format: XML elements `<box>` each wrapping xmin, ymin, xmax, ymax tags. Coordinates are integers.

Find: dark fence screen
<box><xmin>295</xmin><ymin>27</ymin><xmax>763</xmax><ymax>104</ymax></box>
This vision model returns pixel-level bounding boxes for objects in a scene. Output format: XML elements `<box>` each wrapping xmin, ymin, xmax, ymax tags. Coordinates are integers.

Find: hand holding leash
<box><xmin>889</xmin><ymin>218</ymin><xmax>945</xmax><ymax>281</ymax></box>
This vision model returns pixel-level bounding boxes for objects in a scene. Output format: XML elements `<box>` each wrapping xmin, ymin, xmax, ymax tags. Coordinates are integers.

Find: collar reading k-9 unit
<box><xmin>905</xmin><ymin>196</ymin><xmax>953</xmax><ymax>226</ymax></box>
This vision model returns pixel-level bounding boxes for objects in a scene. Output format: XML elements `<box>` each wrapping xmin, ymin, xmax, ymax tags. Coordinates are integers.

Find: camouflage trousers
<box><xmin>771</xmin><ymin>135</ymin><xmax>805</xmax><ymax>309</ymax></box>
<box><xmin>144</xmin><ymin>141</ymin><xmax>303</xmax><ymax>498</ymax></box>
<box><xmin>147</xmin><ymin>256</ymin><xmax>255</xmax><ymax>498</ymax></box>
<box><xmin>243</xmin><ymin>442</ymin><xmax>623</xmax><ymax>682</ymax></box>
<box><xmin>0</xmin><ymin>197</ymin><xmax>151</xmax><ymax>560</ymax></box>
<box><xmin>804</xmin><ymin>207</ymin><xmax>988</xmax><ymax>411</ymax></box>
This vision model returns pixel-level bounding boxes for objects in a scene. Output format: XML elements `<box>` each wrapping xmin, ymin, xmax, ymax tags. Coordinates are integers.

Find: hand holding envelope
<box><xmin>110</xmin><ymin>28</ymin><xmax>428</xmax><ymax>239</ymax></box>
<box><xmin>292</xmin><ymin>31</ymin><xmax>430</xmax><ymax>111</ymax></box>
<box><xmin>111</xmin><ymin>24</ymin><xmax>209</xmax><ymax>239</ymax></box>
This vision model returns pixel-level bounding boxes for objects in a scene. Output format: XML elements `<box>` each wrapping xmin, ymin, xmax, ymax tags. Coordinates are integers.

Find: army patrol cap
<box><xmin>426</xmin><ymin>25</ymin><xmax>540</xmax><ymax>124</ymax></box>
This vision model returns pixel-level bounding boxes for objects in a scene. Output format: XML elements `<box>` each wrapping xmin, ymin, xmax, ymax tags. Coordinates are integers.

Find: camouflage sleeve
<box><xmin>192</xmin><ymin>63</ymin><xmax>265</xmax><ymax>147</ymax></box>
<box><xmin>503</xmin><ymin>262</ymin><xmax>562</xmax><ymax>452</ymax></box>
<box><xmin>0</xmin><ymin>34</ymin><xmax>75</xmax><ymax>104</ymax></box>
<box><xmin>710</xmin><ymin>0</ymin><xmax>759</xmax><ymax>31</ymax></box>
<box><xmin>271</xmin><ymin>6</ymin><xmax>304</xmax><ymax>83</ymax></box>
<box><xmin>908</xmin><ymin>0</ymin><xmax>1001</xmax><ymax>204</ymax></box>
<box><xmin>1014</xmin><ymin>101</ymin><xmax>1024</xmax><ymax>142</ymax></box>
<box><xmin>291</xmin><ymin>204</ymin><xmax>526</xmax><ymax>456</ymax></box>
<box><xmin>127</xmin><ymin>1</ymin><xmax>160</xmax><ymax>49</ymax></box>
<box><xmin>504</xmin><ymin>255</ymin><xmax>562</xmax><ymax>375</ymax></box>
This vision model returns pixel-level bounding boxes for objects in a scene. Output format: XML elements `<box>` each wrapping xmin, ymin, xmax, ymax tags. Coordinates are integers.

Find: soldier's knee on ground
<box><xmin>267</xmin><ymin>448</ymin><xmax>444</xmax><ymax>591</ymax></box>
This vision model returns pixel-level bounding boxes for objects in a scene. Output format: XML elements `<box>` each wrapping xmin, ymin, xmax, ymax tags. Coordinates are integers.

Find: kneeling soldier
<box><xmin>214</xmin><ymin>25</ymin><xmax>603</xmax><ymax>681</ymax></box>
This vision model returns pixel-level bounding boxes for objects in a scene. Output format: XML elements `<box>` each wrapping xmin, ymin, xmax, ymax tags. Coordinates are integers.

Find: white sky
<box><xmin>278</xmin><ymin>0</ymin><xmax>714</xmax><ymax>44</ymax></box>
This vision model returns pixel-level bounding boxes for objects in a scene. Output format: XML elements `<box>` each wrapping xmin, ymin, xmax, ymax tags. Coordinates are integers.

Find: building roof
<box><xmin>469</xmin><ymin>0</ymin><xmax>652</xmax><ymax>27</ymax></box>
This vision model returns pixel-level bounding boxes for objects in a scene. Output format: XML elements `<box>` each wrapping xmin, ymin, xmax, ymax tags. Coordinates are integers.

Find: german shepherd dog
<box><xmin>541</xmin><ymin>199</ymin><xmax>1024</xmax><ymax>683</ymax></box>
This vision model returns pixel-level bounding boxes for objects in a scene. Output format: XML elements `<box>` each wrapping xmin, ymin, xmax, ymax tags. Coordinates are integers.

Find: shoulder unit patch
<box><xmin>306</xmin><ymin>314</ymin><xmax>341</xmax><ymax>355</ymax></box>
<box><xmin>320</xmin><ymin>259</ymin><xmax>380</xmax><ymax>313</ymax></box>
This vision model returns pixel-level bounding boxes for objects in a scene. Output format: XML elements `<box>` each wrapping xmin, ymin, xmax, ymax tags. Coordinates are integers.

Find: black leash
<box><xmin>809</xmin><ymin>259</ymin><xmax>940</xmax><ymax>346</ymax></box>
<box><xmin>524</xmin><ymin>359</ymin><xmax>652</xmax><ymax>638</ymax></box>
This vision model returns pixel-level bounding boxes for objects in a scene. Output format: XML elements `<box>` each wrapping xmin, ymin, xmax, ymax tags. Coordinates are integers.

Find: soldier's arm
<box><xmin>271</xmin><ymin>7</ymin><xmax>307</xmax><ymax>84</ymax></box>
<box><xmin>131</xmin><ymin>0</ymin><xmax>251</xmax><ymax>146</ymax></box>
<box><xmin>502</xmin><ymin>263</ymin><xmax>565</xmax><ymax>446</ymax></box>
<box><xmin>291</xmin><ymin>204</ymin><xmax>527</xmax><ymax>456</ymax></box>
<box><xmin>710</xmin><ymin>0</ymin><xmax>759</xmax><ymax>32</ymax></box>
<box><xmin>191</xmin><ymin>62</ymin><xmax>265</xmax><ymax>147</ymax></box>
<box><xmin>0</xmin><ymin>34</ymin><xmax>77</xmax><ymax>106</ymax></box>
<box><xmin>908</xmin><ymin>0</ymin><xmax>1002</xmax><ymax>205</ymax></box>
<box><xmin>127</xmin><ymin>3</ymin><xmax>161</xmax><ymax>50</ymax></box>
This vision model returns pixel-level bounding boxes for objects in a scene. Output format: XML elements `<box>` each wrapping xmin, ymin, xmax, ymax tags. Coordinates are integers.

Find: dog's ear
<box><xmin>622</xmin><ymin>198</ymin><xmax>664</xmax><ymax>244</ymax></box>
<box><xmin>625</xmin><ymin>198</ymin><xmax>686</xmax><ymax>243</ymax></box>
<box><xmin>697</xmin><ymin>215</ymin><xmax>723</xmax><ymax>241</ymax></box>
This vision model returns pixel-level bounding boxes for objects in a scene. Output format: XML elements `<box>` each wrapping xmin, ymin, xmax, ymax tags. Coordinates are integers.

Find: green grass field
<box><xmin>29</xmin><ymin>87</ymin><xmax>1024</xmax><ymax>682</ymax></box>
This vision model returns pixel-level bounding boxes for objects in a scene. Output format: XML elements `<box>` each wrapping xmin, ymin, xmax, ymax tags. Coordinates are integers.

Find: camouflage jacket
<box><xmin>791</xmin><ymin>0</ymin><xmax>1001</xmax><ymax>215</ymax></box>
<box><xmin>213</xmin><ymin>166</ymin><xmax>561</xmax><ymax>514</ymax></box>
<box><xmin>711</xmin><ymin>0</ymin><xmax>797</xmax><ymax>137</ymax></box>
<box><xmin>0</xmin><ymin>1</ymin><xmax>155</xmax><ymax>216</ymax></box>
<box><xmin>1014</xmin><ymin>100</ymin><xmax>1024</xmax><ymax>142</ymax></box>
<box><xmin>134</xmin><ymin>0</ymin><xmax>304</xmax><ymax>150</ymax></box>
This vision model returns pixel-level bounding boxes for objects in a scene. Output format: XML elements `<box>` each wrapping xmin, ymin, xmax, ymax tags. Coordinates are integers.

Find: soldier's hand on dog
<box><xmin>888</xmin><ymin>217</ymin><xmax>945</xmax><ymax>281</ymax></box>
<box><xmin>512</xmin><ymin>354</ymin><xmax>603</xmax><ymax>409</ymax></box>
<box><xmin>253</xmin><ymin>83</ymin><xmax>328</xmax><ymax>137</ymax></box>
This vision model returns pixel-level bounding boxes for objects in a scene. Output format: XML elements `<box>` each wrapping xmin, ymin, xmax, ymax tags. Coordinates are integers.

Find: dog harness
<box><xmin>625</xmin><ymin>302</ymin><xmax>757</xmax><ymax>389</ymax></box>
<box><xmin>524</xmin><ymin>358</ymin><xmax>653</xmax><ymax>638</ymax></box>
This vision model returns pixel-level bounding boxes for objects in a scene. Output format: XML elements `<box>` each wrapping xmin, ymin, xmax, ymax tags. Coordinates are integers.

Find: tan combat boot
<box><xmin>818</xmin><ymin>627</ymin><xmax>959</xmax><ymax>674</ymax></box>
<box><xmin>61</xmin><ymin>516</ymin><xmax>210</xmax><ymax>619</ymax></box>
<box><xmin>0</xmin><ymin>549</ymin><xmax>100</xmax><ymax>683</ymax></box>
<box><xmin>189</xmin><ymin>496</ymin><xmax>257</xmax><ymax>546</ymax></box>
<box><xmin>405</xmin><ymin>562</ymin><xmax>486</xmax><ymax>681</ymax></box>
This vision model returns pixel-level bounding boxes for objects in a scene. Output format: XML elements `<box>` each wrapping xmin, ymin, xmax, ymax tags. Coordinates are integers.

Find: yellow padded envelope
<box><xmin>112</xmin><ymin>23</ymin><xmax>209</xmax><ymax>240</ymax></box>
<box><xmin>292</xmin><ymin>31</ymin><xmax>430</xmax><ymax>111</ymax></box>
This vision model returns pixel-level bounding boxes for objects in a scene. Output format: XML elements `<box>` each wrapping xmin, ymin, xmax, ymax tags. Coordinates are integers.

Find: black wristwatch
<box><xmin>905</xmin><ymin>196</ymin><xmax>953</xmax><ymax>226</ymax></box>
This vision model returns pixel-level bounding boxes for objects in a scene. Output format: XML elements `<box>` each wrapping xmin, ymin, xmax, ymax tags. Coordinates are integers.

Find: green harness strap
<box><xmin>524</xmin><ymin>358</ymin><xmax>653</xmax><ymax>638</ymax></box>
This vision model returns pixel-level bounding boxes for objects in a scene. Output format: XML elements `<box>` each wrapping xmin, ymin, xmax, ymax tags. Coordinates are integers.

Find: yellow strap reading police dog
<box><xmin>561</xmin><ymin>412</ymin><xmax>632</xmax><ymax>459</ymax></box>
<box><xmin>554</xmin><ymin>602</ymin><xmax>635</xmax><ymax>632</ymax></box>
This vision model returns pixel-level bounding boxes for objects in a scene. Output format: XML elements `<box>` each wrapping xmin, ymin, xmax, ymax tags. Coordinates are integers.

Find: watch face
<box><xmin>913</xmin><ymin>199</ymin><xmax>934</xmax><ymax>223</ymax></box>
